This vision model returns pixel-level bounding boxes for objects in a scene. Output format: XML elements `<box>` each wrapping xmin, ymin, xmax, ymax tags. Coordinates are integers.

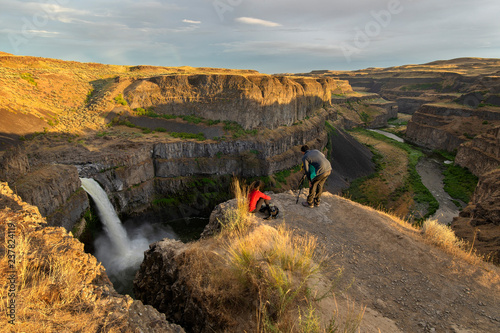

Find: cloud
<box><xmin>182</xmin><ymin>19</ymin><xmax>201</xmax><ymax>24</ymax></box>
<box><xmin>235</xmin><ymin>17</ymin><xmax>282</xmax><ymax>27</ymax></box>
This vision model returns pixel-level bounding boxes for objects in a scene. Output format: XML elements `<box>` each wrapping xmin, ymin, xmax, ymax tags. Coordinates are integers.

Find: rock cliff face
<box><xmin>123</xmin><ymin>74</ymin><xmax>351</xmax><ymax>129</ymax></box>
<box><xmin>25</xmin><ymin>106</ymin><xmax>333</xmax><ymax>220</ymax></box>
<box><xmin>0</xmin><ymin>148</ymin><xmax>88</xmax><ymax>231</ymax></box>
<box><xmin>0</xmin><ymin>181</ymin><xmax>185</xmax><ymax>332</ymax></box>
<box><xmin>405</xmin><ymin>104</ymin><xmax>500</xmax><ymax>152</ymax></box>
<box><xmin>451</xmin><ymin>169</ymin><xmax>500</xmax><ymax>264</ymax></box>
<box><xmin>133</xmin><ymin>239</ymin><xmax>210</xmax><ymax>332</ymax></box>
<box><xmin>330</xmin><ymin>95</ymin><xmax>398</xmax><ymax>129</ymax></box>
<box><xmin>455</xmin><ymin>126</ymin><xmax>500</xmax><ymax>177</ymax></box>
<box><xmin>394</xmin><ymin>97</ymin><xmax>434</xmax><ymax>114</ymax></box>
<box><xmin>0</xmin><ymin>63</ymin><xmax>395</xmax><ymax>231</ymax></box>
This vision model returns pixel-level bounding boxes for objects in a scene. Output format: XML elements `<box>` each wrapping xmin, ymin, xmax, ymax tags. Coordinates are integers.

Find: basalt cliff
<box><xmin>2</xmin><ymin>54</ymin><xmax>500</xmax><ymax>332</ymax></box>
<box><xmin>0</xmin><ymin>181</ymin><xmax>185</xmax><ymax>332</ymax></box>
<box><xmin>0</xmin><ymin>53</ymin><xmax>393</xmax><ymax>233</ymax></box>
<box><xmin>305</xmin><ymin>58</ymin><xmax>500</xmax><ymax>262</ymax></box>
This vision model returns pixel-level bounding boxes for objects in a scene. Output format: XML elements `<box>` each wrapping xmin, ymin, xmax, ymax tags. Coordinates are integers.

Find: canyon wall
<box><xmin>455</xmin><ymin>126</ymin><xmax>500</xmax><ymax>177</ymax></box>
<box><xmin>405</xmin><ymin>104</ymin><xmax>500</xmax><ymax>152</ymax></box>
<box><xmin>0</xmin><ymin>148</ymin><xmax>88</xmax><ymax>231</ymax></box>
<box><xmin>123</xmin><ymin>74</ymin><xmax>351</xmax><ymax>129</ymax></box>
<box><xmin>451</xmin><ymin>168</ymin><xmax>500</xmax><ymax>264</ymax></box>
<box><xmin>0</xmin><ymin>181</ymin><xmax>185</xmax><ymax>332</ymax></box>
<box><xmin>90</xmin><ymin>111</ymin><xmax>330</xmax><ymax>215</ymax></box>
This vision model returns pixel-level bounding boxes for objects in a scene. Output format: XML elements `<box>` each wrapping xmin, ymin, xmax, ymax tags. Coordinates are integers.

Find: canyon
<box><xmin>1</xmin><ymin>54</ymin><xmax>500</xmax><ymax>332</ymax></box>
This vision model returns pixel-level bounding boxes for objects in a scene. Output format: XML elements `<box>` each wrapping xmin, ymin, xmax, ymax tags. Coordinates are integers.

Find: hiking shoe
<box><xmin>314</xmin><ymin>203</ymin><xmax>320</xmax><ymax>207</ymax></box>
<box><xmin>302</xmin><ymin>202</ymin><xmax>314</xmax><ymax>208</ymax></box>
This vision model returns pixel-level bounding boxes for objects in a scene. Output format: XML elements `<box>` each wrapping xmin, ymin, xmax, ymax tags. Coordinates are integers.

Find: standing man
<box><xmin>301</xmin><ymin>145</ymin><xmax>332</xmax><ymax>208</ymax></box>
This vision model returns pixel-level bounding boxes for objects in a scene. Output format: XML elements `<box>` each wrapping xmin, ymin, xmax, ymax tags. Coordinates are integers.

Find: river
<box><xmin>369</xmin><ymin>129</ymin><xmax>460</xmax><ymax>225</ymax></box>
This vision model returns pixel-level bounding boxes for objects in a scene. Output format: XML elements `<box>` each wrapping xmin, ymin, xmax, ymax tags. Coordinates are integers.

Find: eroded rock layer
<box><xmin>123</xmin><ymin>74</ymin><xmax>351</xmax><ymax>129</ymax></box>
<box><xmin>451</xmin><ymin>169</ymin><xmax>500</xmax><ymax>264</ymax></box>
<box><xmin>405</xmin><ymin>104</ymin><xmax>500</xmax><ymax>152</ymax></box>
<box><xmin>455</xmin><ymin>126</ymin><xmax>500</xmax><ymax>177</ymax></box>
<box><xmin>0</xmin><ymin>181</ymin><xmax>185</xmax><ymax>332</ymax></box>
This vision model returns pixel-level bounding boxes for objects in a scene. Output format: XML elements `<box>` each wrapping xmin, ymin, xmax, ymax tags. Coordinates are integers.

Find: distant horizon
<box><xmin>1</xmin><ymin>1</ymin><xmax>499</xmax><ymax>74</ymax></box>
<box><xmin>2</xmin><ymin>50</ymin><xmax>498</xmax><ymax>75</ymax></box>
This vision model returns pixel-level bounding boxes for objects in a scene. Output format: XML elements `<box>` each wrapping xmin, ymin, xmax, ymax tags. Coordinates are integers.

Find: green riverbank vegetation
<box><xmin>344</xmin><ymin>128</ymin><xmax>438</xmax><ymax>225</ymax></box>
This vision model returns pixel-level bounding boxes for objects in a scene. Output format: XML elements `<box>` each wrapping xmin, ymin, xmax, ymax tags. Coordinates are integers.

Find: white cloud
<box><xmin>182</xmin><ymin>19</ymin><xmax>201</xmax><ymax>24</ymax></box>
<box><xmin>235</xmin><ymin>17</ymin><xmax>282</xmax><ymax>27</ymax></box>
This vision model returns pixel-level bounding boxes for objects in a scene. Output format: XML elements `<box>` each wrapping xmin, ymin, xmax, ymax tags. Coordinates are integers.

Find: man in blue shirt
<box><xmin>301</xmin><ymin>145</ymin><xmax>332</xmax><ymax>208</ymax></box>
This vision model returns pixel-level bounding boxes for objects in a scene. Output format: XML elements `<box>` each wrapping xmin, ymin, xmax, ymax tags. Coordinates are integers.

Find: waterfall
<box><xmin>80</xmin><ymin>178</ymin><xmax>129</xmax><ymax>255</ymax></box>
<box><xmin>80</xmin><ymin>177</ymin><xmax>178</xmax><ymax>294</ymax></box>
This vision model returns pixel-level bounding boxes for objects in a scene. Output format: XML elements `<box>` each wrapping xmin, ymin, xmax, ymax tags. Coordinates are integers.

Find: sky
<box><xmin>0</xmin><ymin>0</ymin><xmax>499</xmax><ymax>73</ymax></box>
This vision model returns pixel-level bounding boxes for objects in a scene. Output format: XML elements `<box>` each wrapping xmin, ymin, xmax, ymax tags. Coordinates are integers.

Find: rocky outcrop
<box><xmin>451</xmin><ymin>169</ymin><xmax>500</xmax><ymax>264</ymax></box>
<box><xmin>405</xmin><ymin>104</ymin><xmax>500</xmax><ymax>152</ymax></box>
<box><xmin>123</xmin><ymin>74</ymin><xmax>352</xmax><ymax>130</ymax></box>
<box><xmin>12</xmin><ymin>164</ymin><xmax>89</xmax><ymax>231</ymax></box>
<box><xmin>0</xmin><ymin>147</ymin><xmax>30</xmax><ymax>183</ymax></box>
<box><xmin>0</xmin><ymin>181</ymin><xmax>185</xmax><ymax>332</ymax></box>
<box><xmin>134</xmin><ymin>239</ymin><xmax>208</xmax><ymax>332</ymax></box>
<box><xmin>331</xmin><ymin>96</ymin><xmax>397</xmax><ymax>129</ymax></box>
<box><xmin>395</xmin><ymin>97</ymin><xmax>432</xmax><ymax>114</ymax></box>
<box><xmin>455</xmin><ymin>126</ymin><xmax>500</xmax><ymax>177</ymax></box>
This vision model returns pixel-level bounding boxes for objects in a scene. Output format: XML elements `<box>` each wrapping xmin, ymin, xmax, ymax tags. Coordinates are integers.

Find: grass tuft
<box><xmin>421</xmin><ymin>219</ymin><xmax>483</xmax><ymax>265</ymax></box>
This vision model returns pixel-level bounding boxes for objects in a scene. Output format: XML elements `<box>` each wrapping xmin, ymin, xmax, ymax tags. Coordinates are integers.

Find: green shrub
<box><xmin>170</xmin><ymin>132</ymin><xmax>206</xmax><ymax>141</ymax></box>
<box><xmin>443</xmin><ymin>165</ymin><xmax>478</xmax><ymax>203</ymax></box>
<box><xmin>360</xmin><ymin>112</ymin><xmax>371</xmax><ymax>123</ymax></box>
<box><xmin>20</xmin><ymin>73</ymin><xmax>37</xmax><ymax>86</ymax></box>
<box><xmin>114</xmin><ymin>94</ymin><xmax>128</xmax><ymax>105</ymax></box>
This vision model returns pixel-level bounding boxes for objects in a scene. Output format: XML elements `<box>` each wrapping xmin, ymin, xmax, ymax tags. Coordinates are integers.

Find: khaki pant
<box><xmin>307</xmin><ymin>171</ymin><xmax>331</xmax><ymax>206</ymax></box>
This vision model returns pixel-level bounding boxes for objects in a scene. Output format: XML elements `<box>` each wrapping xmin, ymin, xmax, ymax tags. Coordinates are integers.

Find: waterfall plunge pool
<box><xmin>80</xmin><ymin>178</ymin><xmax>208</xmax><ymax>296</ymax></box>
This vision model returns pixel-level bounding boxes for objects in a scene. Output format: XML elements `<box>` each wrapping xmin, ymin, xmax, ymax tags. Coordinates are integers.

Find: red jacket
<box><xmin>248</xmin><ymin>190</ymin><xmax>271</xmax><ymax>212</ymax></box>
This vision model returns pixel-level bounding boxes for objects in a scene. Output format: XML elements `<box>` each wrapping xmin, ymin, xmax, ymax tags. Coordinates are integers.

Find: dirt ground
<box><xmin>262</xmin><ymin>190</ymin><xmax>500</xmax><ymax>333</ymax></box>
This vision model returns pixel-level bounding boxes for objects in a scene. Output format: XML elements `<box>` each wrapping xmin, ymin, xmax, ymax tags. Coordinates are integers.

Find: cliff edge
<box><xmin>0</xmin><ymin>181</ymin><xmax>185</xmax><ymax>333</ymax></box>
<box><xmin>135</xmin><ymin>190</ymin><xmax>500</xmax><ymax>333</ymax></box>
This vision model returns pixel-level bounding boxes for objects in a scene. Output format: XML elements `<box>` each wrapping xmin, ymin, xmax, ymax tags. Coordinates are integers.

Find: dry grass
<box><xmin>222</xmin><ymin>224</ymin><xmax>330</xmax><ymax>332</ymax></box>
<box><xmin>217</xmin><ymin>177</ymin><xmax>254</xmax><ymax>236</ymax></box>
<box><xmin>0</xmin><ymin>180</ymin><xmax>131</xmax><ymax>333</ymax></box>
<box><xmin>192</xmin><ymin>179</ymin><xmax>363</xmax><ymax>332</ymax></box>
<box><xmin>0</xmin><ymin>218</ymin><xmax>105</xmax><ymax>332</ymax></box>
<box><xmin>421</xmin><ymin>219</ymin><xmax>484</xmax><ymax>265</ymax></box>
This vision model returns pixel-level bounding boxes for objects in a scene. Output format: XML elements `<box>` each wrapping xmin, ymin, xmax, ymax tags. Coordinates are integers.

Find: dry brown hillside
<box><xmin>0</xmin><ymin>53</ymin><xmax>260</xmax><ymax>148</ymax></box>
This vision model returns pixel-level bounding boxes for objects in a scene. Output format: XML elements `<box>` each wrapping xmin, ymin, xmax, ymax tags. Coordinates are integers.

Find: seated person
<box><xmin>248</xmin><ymin>180</ymin><xmax>271</xmax><ymax>213</ymax></box>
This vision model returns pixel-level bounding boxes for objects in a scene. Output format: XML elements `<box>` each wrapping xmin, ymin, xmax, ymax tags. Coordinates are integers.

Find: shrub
<box><xmin>113</xmin><ymin>94</ymin><xmax>127</xmax><ymax>105</ymax></box>
<box><xmin>443</xmin><ymin>164</ymin><xmax>478</xmax><ymax>203</ymax></box>
<box><xmin>20</xmin><ymin>73</ymin><xmax>37</xmax><ymax>87</ymax></box>
<box><xmin>421</xmin><ymin>219</ymin><xmax>483</xmax><ymax>264</ymax></box>
<box><xmin>169</xmin><ymin>132</ymin><xmax>206</xmax><ymax>141</ymax></box>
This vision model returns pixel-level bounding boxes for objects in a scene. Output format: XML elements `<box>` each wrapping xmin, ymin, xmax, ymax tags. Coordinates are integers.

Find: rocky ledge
<box><xmin>123</xmin><ymin>74</ymin><xmax>352</xmax><ymax>130</ymax></box>
<box><xmin>0</xmin><ymin>181</ymin><xmax>185</xmax><ymax>332</ymax></box>
<box><xmin>451</xmin><ymin>168</ymin><xmax>500</xmax><ymax>264</ymax></box>
<box><xmin>455</xmin><ymin>126</ymin><xmax>500</xmax><ymax>177</ymax></box>
<box><xmin>405</xmin><ymin>104</ymin><xmax>500</xmax><ymax>152</ymax></box>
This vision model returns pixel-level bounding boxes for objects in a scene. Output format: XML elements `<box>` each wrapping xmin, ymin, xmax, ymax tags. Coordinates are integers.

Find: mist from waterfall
<box><xmin>80</xmin><ymin>178</ymin><xmax>178</xmax><ymax>294</ymax></box>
